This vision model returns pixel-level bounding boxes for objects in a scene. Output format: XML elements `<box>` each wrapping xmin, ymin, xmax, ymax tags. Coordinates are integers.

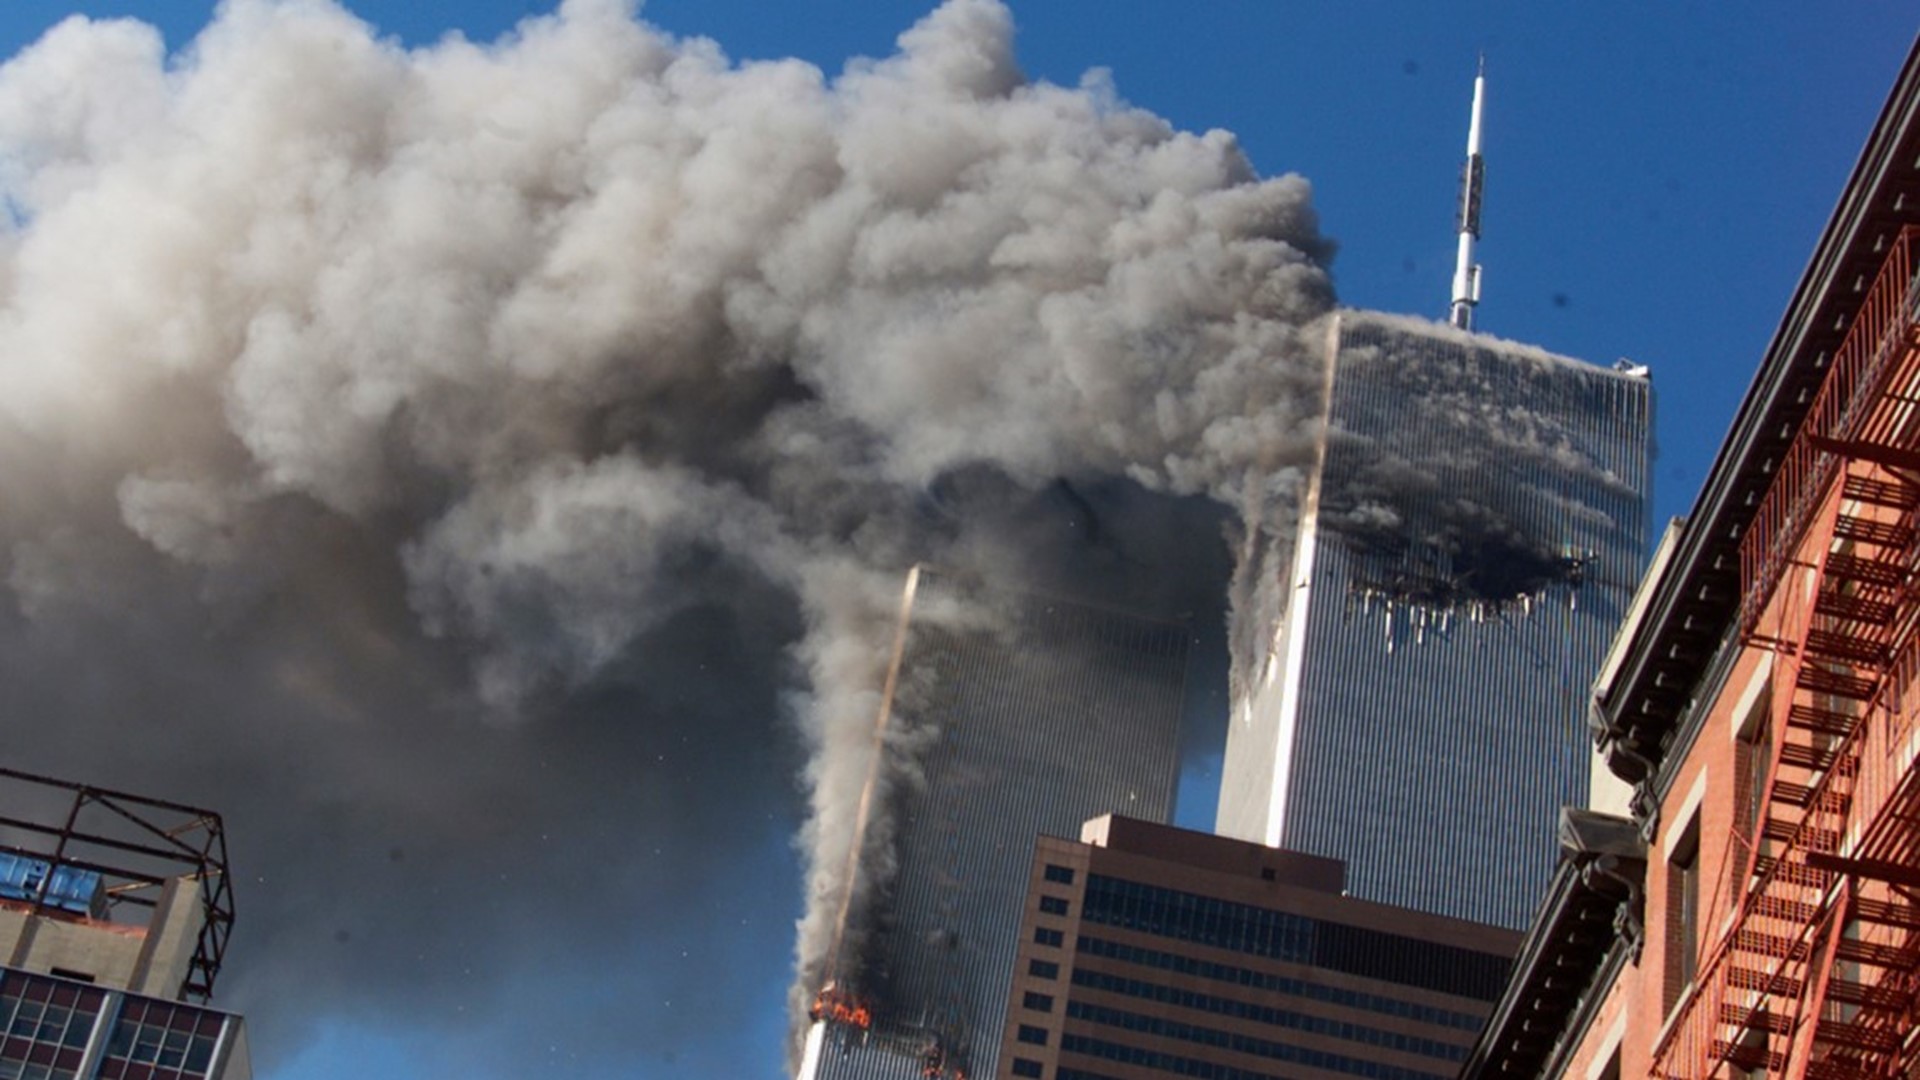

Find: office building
<box><xmin>1465</xmin><ymin>36</ymin><xmax>1920</xmax><ymax>1080</ymax></box>
<box><xmin>0</xmin><ymin>767</ymin><xmax>252</xmax><ymax>1080</ymax></box>
<box><xmin>1218</xmin><ymin>311</ymin><xmax>1652</xmax><ymax>929</ymax></box>
<box><xmin>996</xmin><ymin>814</ymin><xmax>1519</xmax><ymax>1080</ymax></box>
<box><xmin>801</xmin><ymin>568</ymin><xmax>1191</xmax><ymax>1080</ymax></box>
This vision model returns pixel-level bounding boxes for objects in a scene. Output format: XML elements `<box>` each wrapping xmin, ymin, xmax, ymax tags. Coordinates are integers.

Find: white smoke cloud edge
<box><xmin>0</xmin><ymin>0</ymin><xmax>1336</xmax><ymax>1059</ymax></box>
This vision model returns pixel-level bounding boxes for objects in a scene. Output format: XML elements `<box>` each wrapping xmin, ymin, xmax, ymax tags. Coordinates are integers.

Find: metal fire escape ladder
<box><xmin>1652</xmin><ymin>227</ymin><xmax>1920</xmax><ymax>1080</ymax></box>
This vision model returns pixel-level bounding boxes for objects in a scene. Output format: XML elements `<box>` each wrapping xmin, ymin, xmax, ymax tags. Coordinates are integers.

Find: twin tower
<box><xmin>801</xmin><ymin>70</ymin><xmax>1654</xmax><ymax>1080</ymax></box>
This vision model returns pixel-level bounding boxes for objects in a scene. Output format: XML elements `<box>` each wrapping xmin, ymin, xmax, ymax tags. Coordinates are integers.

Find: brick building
<box><xmin>1465</xmin><ymin>35</ymin><xmax>1920</xmax><ymax>1080</ymax></box>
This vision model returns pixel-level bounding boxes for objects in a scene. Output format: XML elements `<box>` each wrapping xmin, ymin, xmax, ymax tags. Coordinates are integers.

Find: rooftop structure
<box><xmin>0</xmin><ymin>767</ymin><xmax>250</xmax><ymax>1079</ymax></box>
<box><xmin>1450</xmin><ymin>60</ymin><xmax>1488</xmax><ymax>331</ymax></box>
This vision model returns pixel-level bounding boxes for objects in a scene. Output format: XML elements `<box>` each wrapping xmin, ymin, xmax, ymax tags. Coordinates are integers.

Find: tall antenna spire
<box><xmin>1449</xmin><ymin>56</ymin><xmax>1486</xmax><ymax>330</ymax></box>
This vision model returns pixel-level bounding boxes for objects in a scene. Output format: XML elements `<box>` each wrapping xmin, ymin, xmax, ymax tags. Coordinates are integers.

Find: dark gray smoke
<box><xmin>0</xmin><ymin>1</ymin><xmax>1333</xmax><ymax>1074</ymax></box>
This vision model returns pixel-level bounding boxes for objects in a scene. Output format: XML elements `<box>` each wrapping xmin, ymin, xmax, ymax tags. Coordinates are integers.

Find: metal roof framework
<box><xmin>0</xmin><ymin>766</ymin><xmax>234</xmax><ymax>1003</ymax></box>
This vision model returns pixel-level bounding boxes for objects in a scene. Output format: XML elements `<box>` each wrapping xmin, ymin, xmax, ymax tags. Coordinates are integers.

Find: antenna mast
<box><xmin>1449</xmin><ymin>57</ymin><xmax>1486</xmax><ymax>330</ymax></box>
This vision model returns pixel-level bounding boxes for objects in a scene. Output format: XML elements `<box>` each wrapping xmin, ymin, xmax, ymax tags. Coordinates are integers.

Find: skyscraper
<box><xmin>801</xmin><ymin>567</ymin><xmax>1191</xmax><ymax>1080</ymax></box>
<box><xmin>0</xmin><ymin>766</ymin><xmax>253</xmax><ymax>1079</ymax></box>
<box><xmin>1218</xmin><ymin>311</ymin><xmax>1652</xmax><ymax>929</ymax></box>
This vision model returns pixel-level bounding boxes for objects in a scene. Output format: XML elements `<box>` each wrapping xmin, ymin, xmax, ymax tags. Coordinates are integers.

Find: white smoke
<box><xmin>0</xmin><ymin>0</ymin><xmax>1335</xmax><ymax>1069</ymax></box>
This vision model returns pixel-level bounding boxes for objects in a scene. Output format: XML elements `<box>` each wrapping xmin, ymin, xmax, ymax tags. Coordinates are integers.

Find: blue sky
<box><xmin>0</xmin><ymin>3</ymin><xmax>1910</xmax><ymax>1078</ymax></box>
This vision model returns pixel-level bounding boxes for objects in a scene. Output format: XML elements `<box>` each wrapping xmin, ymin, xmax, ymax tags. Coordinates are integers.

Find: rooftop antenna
<box><xmin>1449</xmin><ymin>56</ymin><xmax>1486</xmax><ymax>330</ymax></box>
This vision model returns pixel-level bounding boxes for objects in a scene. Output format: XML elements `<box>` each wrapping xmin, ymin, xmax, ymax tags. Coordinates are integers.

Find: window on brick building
<box><xmin>1664</xmin><ymin>814</ymin><xmax>1702</xmax><ymax>1014</ymax></box>
<box><xmin>1731</xmin><ymin>677</ymin><xmax>1772</xmax><ymax>894</ymax></box>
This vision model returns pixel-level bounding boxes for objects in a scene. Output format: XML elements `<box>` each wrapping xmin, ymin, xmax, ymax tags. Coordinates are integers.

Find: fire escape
<box><xmin>1653</xmin><ymin>226</ymin><xmax>1920</xmax><ymax>1079</ymax></box>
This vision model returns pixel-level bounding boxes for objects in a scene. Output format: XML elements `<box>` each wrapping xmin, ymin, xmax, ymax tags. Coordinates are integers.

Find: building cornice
<box><xmin>1459</xmin><ymin>810</ymin><xmax>1645</xmax><ymax>1079</ymax></box>
<box><xmin>1591</xmin><ymin>34</ymin><xmax>1920</xmax><ymax>798</ymax></box>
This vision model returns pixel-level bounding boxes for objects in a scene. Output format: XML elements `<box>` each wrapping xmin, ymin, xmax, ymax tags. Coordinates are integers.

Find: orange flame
<box><xmin>808</xmin><ymin>986</ymin><xmax>872</xmax><ymax>1031</ymax></box>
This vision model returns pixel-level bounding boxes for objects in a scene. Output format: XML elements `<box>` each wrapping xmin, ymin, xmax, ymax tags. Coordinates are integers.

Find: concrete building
<box><xmin>0</xmin><ymin>767</ymin><xmax>251</xmax><ymax>1080</ymax></box>
<box><xmin>1218</xmin><ymin>311</ymin><xmax>1652</xmax><ymax>929</ymax></box>
<box><xmin>1464</xmin><ymin>35</ymin><xmax>1920</xmax><ymax>1080</ymax></box>
<box><xmin>801</xmin><ymin>568</ymin><xmax>1192</xmax><ymax>1080</ymax></box>
<box><xmin>994</xmin><ymin>815</ymin><xmax>1519</xmax><ymax>1080</ymax></box>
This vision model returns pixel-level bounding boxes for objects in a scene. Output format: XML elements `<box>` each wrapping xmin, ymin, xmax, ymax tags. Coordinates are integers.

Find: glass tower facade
<box><xmin>1218</xmin><ymin>312</ymin><xmax>1652</xmax><ymax>929</ymax></box>
<box><xmin>804</xmin><ymin>569</ymin><xmax>1191</xmax><ymax>1080</ymax></box>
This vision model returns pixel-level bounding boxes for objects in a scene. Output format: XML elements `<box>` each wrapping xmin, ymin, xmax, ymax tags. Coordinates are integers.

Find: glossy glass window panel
<box><xmin>0</xmin><ymin>975</ymin><xmax>101</xmax><ymax>1075</ymax></box>
<box><xmin>97</xmin><ymin>994</ymin><xmax>224</xmax><ymax>1080</ymax></box>
<box><xmin>1068</xmin><ymin>968</ymin><xmax>1467</xmax><ymax>1062</ymax></box>
<box><xmin>1061</xmin><ymin>1025</ymin><xmax>1452</xmax><ymax>1080</ymax></box>
<box><xmin>1074</xmin><ymin>935</ymin><xmax>1485</xmax><ymax>1031</ymax></box>
<box><xmin>1080</xmin><ymin>875</ymin><xmax>1507</xmax><ymax>1000</ymax></box>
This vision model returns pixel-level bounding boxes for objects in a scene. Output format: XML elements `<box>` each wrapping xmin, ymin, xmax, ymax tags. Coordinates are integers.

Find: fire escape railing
<box><xmin>1653</xmin><ymin>226</ymin><xmax>1920</xmax><ymax>1080</ymax></box>
<box><xmin>1741</xmin><ymin>226</ymin><xmax>1920</xmax><ymax>640</ymax></box>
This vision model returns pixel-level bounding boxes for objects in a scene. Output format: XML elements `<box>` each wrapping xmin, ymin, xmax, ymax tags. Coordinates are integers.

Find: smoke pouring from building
<box><xmin>0</xmin><ymin>0</ymin><xmax>1331</xmax><ymax>1071</ymax></box>
<box><xmin>0</xmin><ymin>1</ymin><xmax>1644</xmax><ymax>1073</ymax></box>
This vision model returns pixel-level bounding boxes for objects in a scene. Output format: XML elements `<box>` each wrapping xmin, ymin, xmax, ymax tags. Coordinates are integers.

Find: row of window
<box><xmin>2</xmin><ymin>1000</ymin><xmax>95</xmax><ymax>1051</ymax></box>
<box><xmin>0</xmin><ymin>972</ymin><xmax>227</xmax><ymax>1080</ymax></box>
<box><xmin>102</xmin><ymin>1017</ymin><xmax>220</xmax><ymax>1075</ymax></box>
<box><xmin>997</xmin><ymin>605</ymin><xmax>1189</xmax><ymax>660</ymax></box>
<box><xmin>1059</xmin><ymin>1022</ymin><xmax>1443</xmax><ymax>1076</ymax></box>
<box><xmin>1022</xmin><ymin>866</ymin><xmax>1073</xmax><ymax>1073</ymax></box>
<box><xmin>1076</xmin><ymin>936</ymin><xmax>1485</xmax><ymax>1032</ymax></box>
<box><xmin>1081</xmin><ymin>874</ymin><xmax>1315</xmax><ymax>964</ymax></box>
<box><xmin>1081</xmin><ymin>875</ymin><xmax>1511</xmax><ymax>1000</ymax></box>
<box><xmin>0</xmin><ymin>1062</ymin><xmax>77</xmax><ymax>1080</ymax></box>
<box><xmin>0</xmin><ymin>972</ymin><xmax>101</xmax><ymax>1080</ymax></box>
<box><xmin>1070</xmin><ymin>968</ymin><xmax>1467</xmax><ymax>1062</ymax></box>
<box><xmin>1064</xmin><ymin>1003</ymin><xmax>1455</xmax><ymax>1080</ymax></box>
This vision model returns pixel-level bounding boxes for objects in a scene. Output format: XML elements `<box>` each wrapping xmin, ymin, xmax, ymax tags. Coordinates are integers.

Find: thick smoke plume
<box><xmin>0</xmin><ymin>1</ymin><xmax>1332</xmax><ymax>1073</ymax></box>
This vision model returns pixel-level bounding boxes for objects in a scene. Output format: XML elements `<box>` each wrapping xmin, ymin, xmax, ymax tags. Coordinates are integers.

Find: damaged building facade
<box><xmin>1466</xmin><ymin>35</ymin><xmax>1920</xmax><ymax>1080</ymax></box>
<box><xmin>799</xmin><ymin>568</ymin><xmax>1191</xmax><ymax>1080</ymax></box>
<box><xmin>1218</xmin><ymin>311</ymin><xmax>1653</xmax><ymax>929</ymax></box>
